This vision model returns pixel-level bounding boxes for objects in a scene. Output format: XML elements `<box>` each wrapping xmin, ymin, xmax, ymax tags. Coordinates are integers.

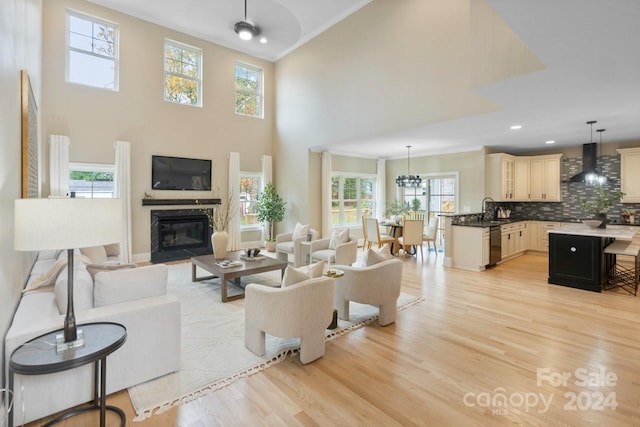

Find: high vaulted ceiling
<box><xmin>87</xmin><ymin>0</ymin><xmax>640</xmax><ymax>159</ymax></box>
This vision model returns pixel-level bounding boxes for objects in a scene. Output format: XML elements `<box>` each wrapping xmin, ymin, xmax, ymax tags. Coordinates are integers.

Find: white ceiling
<box><xmin>87</xmin><ymin>0</ymin><xmax>640</xmax><ymax>159</ymax></box>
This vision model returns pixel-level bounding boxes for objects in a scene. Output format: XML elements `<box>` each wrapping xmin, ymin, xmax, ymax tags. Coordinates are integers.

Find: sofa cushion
<box><xmin>94</xmin><ymin>264</ymin><xmax>168</xmax><ymax>307</ymax></box>
<box><xmin>80</xmin><ymin>246</ymin><xmax>108</xmax><ymax>264</ymax></box>
<box><xmin>329</xmin><ymin>228</ymin><xmax>349</xmax><ymax>249</ymax></box>
<box><xmin>54</xmin><ymin>263</ymin><xmax>94</xmax><ymax>314</ymax></box>
<box><xmin>86</xmin><ymin>262</ymin><xmax>137</xmax><ymax>278</ymax></box>
<box><xmin>24</xmin><ymin>258</ymin><xmax>67</xmax><ymax>293</ymax></box>
<box><xmin>292</xmin><ymin>222</ymin><xmax>310</xmax><ymax>240</ymax></box>
<box><xmin>104</xmin><ymin>243</ymin><xmax>121</xmax><ymax>257</ymax></box>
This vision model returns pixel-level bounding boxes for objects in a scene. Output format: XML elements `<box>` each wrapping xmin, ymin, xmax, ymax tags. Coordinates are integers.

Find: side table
<box><xmin>8</xmin><ymin>322</ymin><xmax>127</xmax><ymax>427</ymax></box>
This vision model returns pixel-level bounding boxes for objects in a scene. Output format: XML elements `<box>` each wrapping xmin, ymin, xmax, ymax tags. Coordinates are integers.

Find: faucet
<box><xmin>481</xmin><ymin>197</ymin><xmax>494</xmax><ymax>221</ymax></box>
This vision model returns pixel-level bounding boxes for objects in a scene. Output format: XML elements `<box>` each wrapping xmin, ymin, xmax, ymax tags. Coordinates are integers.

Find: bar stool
<box><xmin>603</xmin><ymin>240</ymin><xmax>639</xmax><ymax>296</ymax></box>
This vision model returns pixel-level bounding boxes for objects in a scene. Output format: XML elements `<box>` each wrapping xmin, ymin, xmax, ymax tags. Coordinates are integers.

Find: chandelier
<box><xmin>396</xmin><ymin>145</ymin><xmax>422</xmax><ymax>187</ymax></box>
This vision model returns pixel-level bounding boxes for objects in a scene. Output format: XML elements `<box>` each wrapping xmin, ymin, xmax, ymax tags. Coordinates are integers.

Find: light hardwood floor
<box><xmin>27</xmin><ymin>251</ymin><xmax>640</xmax><ymax>426</ymax></box>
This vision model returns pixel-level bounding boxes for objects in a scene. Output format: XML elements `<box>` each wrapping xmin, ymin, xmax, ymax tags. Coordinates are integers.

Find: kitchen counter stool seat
<box><xmin>603</xmin><ymin>240</ymin><xmax>639</xmax><ymax>296</ymax></box>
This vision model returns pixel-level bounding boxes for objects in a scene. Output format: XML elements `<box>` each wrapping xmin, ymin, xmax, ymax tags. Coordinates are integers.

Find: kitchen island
<box><xmin>548</xmin><ymin>225</ymin><xmax>637</xmax><ymax>292</ymax></box>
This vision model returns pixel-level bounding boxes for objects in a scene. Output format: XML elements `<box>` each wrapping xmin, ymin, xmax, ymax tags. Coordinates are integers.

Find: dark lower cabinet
<box><xmin>548</xmin><ymin>233</ymin><xmax>609</xmax><ymax>292</ymax></box>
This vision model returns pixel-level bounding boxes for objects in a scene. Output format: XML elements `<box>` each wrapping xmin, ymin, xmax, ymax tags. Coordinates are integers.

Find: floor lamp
<box><xmin>14</xmin><ymin>198</ymin><xmax>123</xmax><ymax>352</ymax></box>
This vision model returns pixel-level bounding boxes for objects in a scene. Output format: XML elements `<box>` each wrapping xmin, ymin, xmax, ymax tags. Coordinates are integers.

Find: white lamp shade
<box><xmin>15</xmin><ymin>198</ymin><xmax>123</xmax><ymax>251</ymax></box>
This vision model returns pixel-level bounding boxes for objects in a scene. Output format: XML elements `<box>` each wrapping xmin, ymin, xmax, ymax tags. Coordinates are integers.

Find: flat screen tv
<box><xmin>152</xmin><ymin>155</ymin><xmax>212</xmax><ymax>191</ymax></box>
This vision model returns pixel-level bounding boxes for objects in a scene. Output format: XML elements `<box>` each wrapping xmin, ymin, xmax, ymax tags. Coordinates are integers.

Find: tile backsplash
<box><xmin>498</xmin><ymin>154</ymin><xmax>640</xmax><ymax>224</ymax></box>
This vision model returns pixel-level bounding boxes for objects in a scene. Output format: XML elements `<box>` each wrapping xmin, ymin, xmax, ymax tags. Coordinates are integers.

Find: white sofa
<box><xmin>4</xmin><ymin>249</ymin><xmax>181</xmax><ymax>424</ymax></box>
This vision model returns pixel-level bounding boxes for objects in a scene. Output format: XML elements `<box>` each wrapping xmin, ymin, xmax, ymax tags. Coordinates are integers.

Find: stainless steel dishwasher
<box><xmin>489</xmin><ymin>225</ymin><xmax>501</xmax><ymax>266</ymax></box>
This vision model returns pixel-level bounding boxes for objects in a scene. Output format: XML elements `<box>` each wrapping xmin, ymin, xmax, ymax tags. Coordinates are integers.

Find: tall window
<box><xmin>69</xmin><ymin>163</ymin><xmax>115</xmax><ymax>198</ymax></box>
<box><xmin>239</xmin><ymin>173</ymin><xmax>262</xmax><ymax>228</ymax></box>
<box><xmin>331</xmin><ymin>175</ymin><xmax>375</xmax><ymax>226</ymax></box>
<box><xmin>67</xmin><ymin>11</ymin><xmax>118</xmax><ymax>90</ymax></box>
<box><xmin>164</xmin><ymin>39</ymin><xmax>202</xmax><ymax>106</ymax></box>
<box><xmin>235</xmin><ymin>62</ymin><xmax>263</xmax><ymax>118</ymax></box>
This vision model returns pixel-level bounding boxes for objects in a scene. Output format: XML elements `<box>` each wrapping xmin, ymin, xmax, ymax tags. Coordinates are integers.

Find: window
<box><xmin>331</xmin><ymin>175</ymin><xmax>375</xmax><ymax>226</ymax></box>
<box><xmin>239</xmin><ymin>173</ymin><xmax>262</xmax><ymax>228</ymax></box>
<box><xmin>402</xmin><ymin>175</ymin><xmax>457</xmax><ymax>248</ymax></box>
<box><xmin>235</xmin><ymin>62</ymin><xmax>263</xmax><ymax>118</ymax></box>
<box><xmin>164</xmin><ymin>39</ymin><xmax>202</xmax><ymax>106</ymax></box>
<box><xmin>69</xmin><ymin>163</ymin><xmax>115</xmax><ymax>198</ymax></box>
<box><xmin>67</xmin><ymin>11</ymin><xmax>118</xmax><ymax>90</ymax></box>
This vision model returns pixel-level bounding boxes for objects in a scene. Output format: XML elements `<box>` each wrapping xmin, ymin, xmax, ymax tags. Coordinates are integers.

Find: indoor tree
<box><xmin>256</xmin><ymin>183</ymin><xmax>286</xmax><ymax>248</ymax></box>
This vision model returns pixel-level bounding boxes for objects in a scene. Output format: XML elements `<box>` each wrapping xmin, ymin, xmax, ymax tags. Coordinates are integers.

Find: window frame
<box><xmin>164</xmin><ymin>38</ymin><xmax>203</xmax><ymax>107</ymax></box>
<box><xmin>66</xmin><ymin>9</ymin><xmax>119</xmax><ymax>91</ymax></box>
<box><xmin>331</xmin><ymin>173</ymin><xmax>376</xmax><ymax>227</ymax></box>
<box><xmin>235</xmin><ymin>61</ymin><xmax>264</xmax><ymax>118</ymax></box>
<box><xmin>239</xmin><ymin>172</ymin><xmax>262</xmax><ymax>230</ymax></box>
<box><xmin>69</xmin><ymin>162</ymin><xmax>116</xmax><ymax>199</ymax></box>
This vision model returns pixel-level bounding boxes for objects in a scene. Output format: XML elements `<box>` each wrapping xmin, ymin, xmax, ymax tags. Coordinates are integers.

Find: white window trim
<box><xmin>164</xmin><ymin>38</ymin><xmax>203</xmax><ymax>107</ymax></box>
<box><xmin>235</xmin><ymin>61</ymin><xmax>264</xmax><ymax>119</ymax></box>
<box><xmin>66</xmin><ymin>9</ymin><xmax>119</xmax><ymax>91</ymax></box>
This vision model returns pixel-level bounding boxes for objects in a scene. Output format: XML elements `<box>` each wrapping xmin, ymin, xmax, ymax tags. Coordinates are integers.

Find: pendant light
<box><xmin>396</xmin><ymin>145</ymin><xmax>422</xmax><ymax>187</ymax></box>
<box><xmin>584</xmin><ymin>122</ymin><xmax>608</xmax><ymax>186</ymax></box>
<box><xmin>234</xmin><ymin>0</ymin><xmax>259</xmax><ymax>41</ymax></box>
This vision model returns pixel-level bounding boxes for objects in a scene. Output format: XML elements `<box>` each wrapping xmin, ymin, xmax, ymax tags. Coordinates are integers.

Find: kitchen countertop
<box><xmin>548</xmin><ymin>224</ymin><xmax>638</xmax><ymax>240</ymax></box>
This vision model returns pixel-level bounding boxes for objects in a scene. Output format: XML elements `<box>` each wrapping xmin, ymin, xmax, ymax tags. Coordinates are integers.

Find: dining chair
<box><xmin>361</xmin><ymin>215</ymin><xmax>368</xmax><ymax>250</ymax></box>
<box><xmin>423</xmin><ymin>217</ymin><xmax>439</xmax><ymax>254</ymax></box>
<box><xmin>364</xmin><ymin>217</ymin><xmax>396</xmax><ymax>250</ymax></box>
<box><xmin>397</xmin><ymin>219</ymin><xmax>425</xmax><ymax>261</ymax></box>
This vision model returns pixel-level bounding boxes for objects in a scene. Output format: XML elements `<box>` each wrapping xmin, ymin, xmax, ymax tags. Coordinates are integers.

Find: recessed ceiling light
<box><xmin>545</xmin><ymin>140</ymin><xmax>556</xmax><ymax>144</ymax></box>
<box><xmin>510</xmin><ymin>125</ymin><xmax>522</xmax><ymax>130</ymax></box>
<box><xmin>259</xmin><ymin>37</ymin><xmax>267</xmax><ymax>44</ymax></box>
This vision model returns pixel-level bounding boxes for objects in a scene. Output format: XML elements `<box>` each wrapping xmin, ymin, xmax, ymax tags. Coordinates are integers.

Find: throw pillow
<box><xmin>281</xmin><ymin>261</ymin><xmax>326</xmax><ymax>287</ymax></box>
<box><xmin>23</xmin><ymin>258</ymin><xmax>68</xmax><ymax>293</ymax></box>
<box><xmin>292</xmin><ymin>222</ymin><xmax>310</xmax><ymax>240</ymax></box>
<box><xmin>80</xmin><ymin>246</ymin><xmax>108</xmax><ymax>264</ymax></box>
<box><xmin>281</xmin><ymin>266</ymin><xmax>312</xmax><ymax>287</ymax></box>
<box><xmin>363</xmin><ymin>248</ymin><xmax>387</xmax><ymax>266</ymax></box>
<box><xmin>54</xmin><ymin>264</ymin><xmax>94</xmax><ymax>314</ymax></box>
<box><xmin>375</xmin><ymin>243</ymin><xmax>394</xmax><ymax>260</ymax></box>
<box><xmin>329</xmin><ymin>228</ymin><xmax>350</xmax><ymax>249</ymax></box>
<box><xmin>86</xmin><ymin>262</ymin><xmax>137</xmax><ymax>278</ymax></box>
<box><xmin>104</xmin><ymin>243</ymin><xmax>121</xmax><ymax>258</ymax></box>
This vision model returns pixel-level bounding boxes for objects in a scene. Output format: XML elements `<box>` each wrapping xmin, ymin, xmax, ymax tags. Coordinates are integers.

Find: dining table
<box><xmin>380</xmin><ymin>220</ymin><xmax>416</xmax><ymax>256</ymax></box>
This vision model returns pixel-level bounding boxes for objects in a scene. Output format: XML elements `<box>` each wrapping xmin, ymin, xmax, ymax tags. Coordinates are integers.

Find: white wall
<box><xmin>41</xmin><ymin>0</ymin><xmax>275</xmax><ymax>258</ymax></box>
<box><xmin>0</xmin><ymin>0</ymin><xmax>42</xmax><ymax>387</ymax></box>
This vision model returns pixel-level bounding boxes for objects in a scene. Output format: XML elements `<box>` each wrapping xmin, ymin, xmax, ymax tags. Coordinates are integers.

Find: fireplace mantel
<box><xmin>142</xmin><ymin>198</ymin><xmax>220</xmax><ymax>206</ymax></box>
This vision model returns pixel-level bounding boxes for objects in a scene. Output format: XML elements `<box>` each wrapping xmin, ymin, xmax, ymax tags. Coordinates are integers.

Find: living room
<box><xmin>3</xmin><ymin>0</ymin><xmax>640</xmax><ymax>425</ymax></box>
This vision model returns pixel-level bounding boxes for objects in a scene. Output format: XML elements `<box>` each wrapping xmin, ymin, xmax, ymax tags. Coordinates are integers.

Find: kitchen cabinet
<box><xmin>529</xmin><ymin>155</ymin><xmax>562</xmax><ymax>201</ymax></box>
<box><xmin>617</xmin><ymin>147</ymin><xmax>640</xmax><ymax>203</ymax></box>
<box><xmin>486</xmin><ymin>154</ymin><xmax>515</xmax><ymax>201</ymax></box>
<box><xmin>451</xmin><ymin>225</ymin><xmax>489</xmax><ymax>271</ymax></box>
<box><xmin>528</xmin><ymin>221</ymin><xmax>540</xmax><ymax>250</ymax></box>
<box><xmin>548</xmin><ymin>233</ymin><xmax>608</xmax><ymax>292</ymax></box>
<box><xmin>501</xmin><ymin>222</ymin><xmax>527</xmax><ymax>260</ymax></box>
<box><xmin>540</xmin><ymin>222</ymin><xmax>561</xmax><ymax>251</ymax></box>
<box><xmin>514</xmin><ymin>157</ymin><xmax>531</xmax><ymax>200</ymax></box>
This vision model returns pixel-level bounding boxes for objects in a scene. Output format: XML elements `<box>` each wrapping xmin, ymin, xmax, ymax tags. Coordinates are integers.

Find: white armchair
<box><xmin>309</xmin><ymin>236</ymin><xmax>358</xmax><ymax>266</ymax></box>
<box><xmin>244</xmin><ymin>277</ymin><xmax>335</xmax><ymax>364</ymax></box>
<box><xmin>333</xmin><ymin>258</ymin><xmax>403</xmax><ymax>326</ymax></box>
<box><xmin>275</xmin><ymin>225</ymin><xmax>319</xmax><ymax>267</ymax></box>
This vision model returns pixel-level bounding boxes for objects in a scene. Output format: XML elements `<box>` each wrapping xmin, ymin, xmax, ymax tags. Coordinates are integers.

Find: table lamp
<box><xmin>14</xmin><ymin>198</ymin><xmax>123</xmax><ymax>352</ymax></box>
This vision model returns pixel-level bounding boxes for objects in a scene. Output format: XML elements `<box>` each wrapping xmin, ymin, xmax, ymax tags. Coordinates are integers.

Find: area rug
<box><xmin>128</xmin><ymin>262</ymin><xmax>423</xmax><ymax>421</ymax></box>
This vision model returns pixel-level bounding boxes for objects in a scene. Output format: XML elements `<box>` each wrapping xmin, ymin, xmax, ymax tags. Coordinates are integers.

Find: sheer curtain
<box><xmin>49</xmin><ymin>135</ymin><xmax>70</xmax><ymax>197</ymax></box>
<box><xmin>114</xmin><ymin>141</ymin><xmax>132</xmax><ymax>263</ymax></box>
<box><xmin>376</xmin><ymin>159</ymin><xmax>386</xmax><ymax>220</ymax></box>
<box><xmin>321</xmin><ymin>152</ymin><xmax>332</xmax><ymax>238</ymax></box>
<box><xmin>228</xmin><ymin>152</ymin><xmax>241</xmax><ymax>251</ymax></box>
<box><xmin>261</xmin><ymin>155</ymin><xmax>272</xmax><ymax>242</ymax></box>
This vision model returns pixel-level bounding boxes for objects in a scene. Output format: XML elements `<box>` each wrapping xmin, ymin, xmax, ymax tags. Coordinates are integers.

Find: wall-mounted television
<box><xmin>152</xmin><ymin>155</ymin><xmax>212</xmax><ymax>191</ymax></box>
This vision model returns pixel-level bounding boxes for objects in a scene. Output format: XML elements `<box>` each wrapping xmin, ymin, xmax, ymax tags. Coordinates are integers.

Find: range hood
<box><xmin>569</xmin><ymin>143</ymin><xmax>608</xmax><ymax>184</ymax></box>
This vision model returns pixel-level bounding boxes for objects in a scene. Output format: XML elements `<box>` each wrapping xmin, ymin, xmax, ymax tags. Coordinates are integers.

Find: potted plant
<box><xmin>256</xmin><ymin>183</ymin><xmax>286</xmax><ymax>251</ymax></box>
<box><xmin>385</xmin><ymin>200</ymin><xmax>408</xmax><ymax>221</ymax></box>
<box><xmin>410</xmin><ymin>198</ymin><xmax>422</xmax><ymax>212</ymax></box>
<box><xmin>580</xmin><ymin>186</ymin><xmax>625</xmax><ymax>228</ymax></box>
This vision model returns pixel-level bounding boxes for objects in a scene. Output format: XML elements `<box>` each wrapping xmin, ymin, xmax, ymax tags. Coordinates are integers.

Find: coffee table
<box><xmin>191</xmin><ymin>252</ymin><xmax>288</xmax><ymax>302</ymax></box>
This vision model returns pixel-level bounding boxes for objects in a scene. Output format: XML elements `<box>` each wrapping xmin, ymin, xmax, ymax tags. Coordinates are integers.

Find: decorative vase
<box><xmin>595</xmin><ymin>213</ymin><xmax>607</xmax><ymax>229</ymax></box>
<box><xmin>212</xmin><ymin>230</ymin><xmax>228</xmax><ymax>259</ymax></box>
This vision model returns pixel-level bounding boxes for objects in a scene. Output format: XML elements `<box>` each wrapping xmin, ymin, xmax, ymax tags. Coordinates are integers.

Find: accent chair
<box><xmin>275</xmin><ymin>223</ymin><xmax>318</xmax><ymax>267</ymax></box>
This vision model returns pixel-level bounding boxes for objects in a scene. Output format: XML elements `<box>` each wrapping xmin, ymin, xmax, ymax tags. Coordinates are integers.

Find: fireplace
<box><xmin>151</xmin><ymin>209</ymin><xmax>212</xmax><ymax>263</ymax></box>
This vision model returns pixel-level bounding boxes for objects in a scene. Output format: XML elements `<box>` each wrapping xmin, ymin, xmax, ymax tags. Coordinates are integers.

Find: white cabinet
<box><xmin>500</xmin><ymin>222</ymin><xmax>527</xmax><ymax>260</ymax></box>
<box><xmin>617</xmin><ymin>147</ymin><xmax>640</xmax><ymax>203</ymax></box>
<box><xmin>486</xmin><ymin>154</ymin><xmax>515</xmax><ymax>201</ymax></box>
<box><xmin>528</xmin><ymin>221</ymin><xmax>540</xmax><ymax>250</ymax></box>
<box><xmin>514</xmin><ymin>157</ymin><xmax>531</xmax><ymax>201</ymax></box>
<box><xmin>451</xmin><ymin>225</ymin><xmax>488</xmax><ymax>271</ymax></box>
<box><xmin>540</xmin><ymin>222</ymin><xmax>561</xmax><ymax>252</ymax></box>
<box><xmin>529</xmin><ymin>155</ymin><xmax>562</xmax><ymax>201</ymax></box>
<box><xmin>482</xmin><ymin>228</ymin><xmax>490</xmax><ymax>266</ymax></box>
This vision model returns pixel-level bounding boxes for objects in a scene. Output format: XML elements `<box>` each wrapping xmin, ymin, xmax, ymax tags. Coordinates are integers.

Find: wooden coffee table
<box><xmin>191</xmin><ymin>252</ymin><xmax>288</xmax><ymax>302</ymax></box>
